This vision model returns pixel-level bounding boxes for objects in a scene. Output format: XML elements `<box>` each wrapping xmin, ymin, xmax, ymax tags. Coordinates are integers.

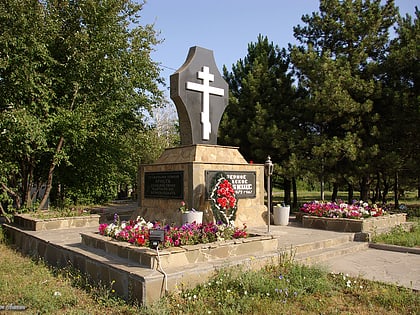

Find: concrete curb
<box><xmin>369</xmin><ymin>243</ymin><xmax>420</xmax><ymax>255</ymax></box>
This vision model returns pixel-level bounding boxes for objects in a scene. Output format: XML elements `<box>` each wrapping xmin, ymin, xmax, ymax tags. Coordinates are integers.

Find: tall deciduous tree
<box><xmin>291</xmin><ymin>0</ymin><xmax>398</xmax><ymax>201</ymax></box>
<box><xmin>0</xmin><ymin>0</ymin><xmax>162</xmax><ymax>210</ymax></box>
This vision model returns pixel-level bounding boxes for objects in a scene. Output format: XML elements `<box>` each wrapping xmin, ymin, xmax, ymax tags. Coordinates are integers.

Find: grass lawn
<box><xmin>0</xmin><ymin>229</ymin><xmax>141</xmax><ymax>314</ymax></box>
<box><xmin>1</xmin><ymin>227</ymin><xmax>419</xmax><ymax>314</ymax></box>
<box><xmin>372</xmin><ymin>218</ymin><xmax>420</xmax><ymax>248</ymax></box>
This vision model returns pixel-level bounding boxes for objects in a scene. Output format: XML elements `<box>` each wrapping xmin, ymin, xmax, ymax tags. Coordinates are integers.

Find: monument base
<box><xmin>133</xmin><ymin>144</ymin><xmax>267</xmax><ymax>227</ymax></box>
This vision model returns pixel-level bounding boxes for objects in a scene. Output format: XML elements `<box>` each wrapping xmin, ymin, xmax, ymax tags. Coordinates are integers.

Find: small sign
<box><xmin>144</xmin><ymin>171</ymin><xmax>184</xmax><ymax>199</ymax></box>
<box><xmin>206</xmin><ymin>171</ymin><xmax>256</xmax><ymax>199</ymax></box>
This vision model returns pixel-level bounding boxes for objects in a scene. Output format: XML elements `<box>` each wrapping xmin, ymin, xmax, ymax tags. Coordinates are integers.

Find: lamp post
<box><xmin>264</xmin><ymin>156</ymin><xmax>274</xmax><ymax>233</ymax></box>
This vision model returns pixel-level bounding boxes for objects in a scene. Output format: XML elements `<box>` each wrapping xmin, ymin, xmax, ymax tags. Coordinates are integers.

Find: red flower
<box><xmin>136</xmin><ymin>234</ymin><xmax>146</xmax><ymax>246</ymax></box>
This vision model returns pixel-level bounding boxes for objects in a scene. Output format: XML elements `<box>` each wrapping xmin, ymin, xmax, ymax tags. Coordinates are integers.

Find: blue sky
<box><xmin>140</xmin><ymin>0</ymin><xmax>418</xmax><ymax>90</ymax></box>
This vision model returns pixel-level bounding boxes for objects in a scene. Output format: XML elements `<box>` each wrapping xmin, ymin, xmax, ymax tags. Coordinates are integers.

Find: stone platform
<box><xmin>4</xmin><ymin>220</ymin><xmax>370</xmax><ymax>306</ymax></box>
<box><xmin>4</xmin><ymin>204</ymin><xmax>418</xmax><ymax>305</ymax></box>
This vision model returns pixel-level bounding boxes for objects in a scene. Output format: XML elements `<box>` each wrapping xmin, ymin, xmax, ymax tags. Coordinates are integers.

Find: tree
<box><xmin>0</xmin><ymin>0</ymin><xmax>163</xmax><ymax>210</ymax></box>
<box><xmin>377</xmin><ymin>7</ymin><xmax>420</xmax><ymax>205</ymax></box>
<box><xmin>291</xmin><ymin>0</ymin><xmax>399</xmax><ymax>201</ymax></box>
<box><xmin>220</xmin><ymin>35</ymin><xmax>299</xmax><ymax>204</ymax></box>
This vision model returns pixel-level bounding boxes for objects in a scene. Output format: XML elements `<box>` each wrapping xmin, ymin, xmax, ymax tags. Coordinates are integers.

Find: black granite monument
<box><xmin>170</xmin><ymin>46</ymin><xmax>228</xmax><ymax>145</ymax></box>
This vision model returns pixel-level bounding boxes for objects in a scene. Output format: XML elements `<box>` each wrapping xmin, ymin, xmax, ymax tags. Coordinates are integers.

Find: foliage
<box><xmin>220</xmin><ymin>1</ymin><xmax>420</xmax><ymax>204</ymax></box>
<box><xmin>372</xmin><ymin>219</ymin><xmax>420</xmax><ymax>247</ymax></box>
<box><xmin>375</xmin><ymin>7</ymin><xmax>420</xmax><ymax>206</ymax></box>
<box><xmin>164</xmin><ymin>261</ymin><xmax>419</xmax><ymax>314</ymax></box>
<box><xmin>209</xmin><ymin>172</ymin><xmax>238</xmax><ymax>225</ymax></box>
<box><xmin>98</xmin><ymin>215</ymin><xmax>248</xmax><ymax>248</ymax></box>
<box><xmin>26</xmin><ymin>206</ymin><xmax>93</xmax><ymax>219</ymax></box>
<box><xmin>290</xmin><ymin>0</ymin><xmax>400</xmax><ymax>202</ymax></box>
<box><xmin>300</xmin><ymin>200</ymin><xmax>387</xmax><ymax>219</ymax></box>
<box><xmin>0</xmin><ymin>232</ymin><xmax>142</xmax><ymax>313</ymax></box>
<box><xmin>0</xmin><ymin>0</ymin><xmax>163</xmax><ymax>211</ymax></box>
<box><xmin>220</xmin><ymin>35</ymin><xmax>299</xmax><ymax>164</ymax></box>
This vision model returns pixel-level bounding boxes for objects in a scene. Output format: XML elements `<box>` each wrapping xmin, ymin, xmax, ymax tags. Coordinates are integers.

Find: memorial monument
<box><xmin>133</xmin><ymin>46</ymin><xmax>267</xmax><ymax>227</ymax></box>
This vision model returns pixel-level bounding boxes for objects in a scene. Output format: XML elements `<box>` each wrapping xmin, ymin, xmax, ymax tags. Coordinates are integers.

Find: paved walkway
<box><xmin>245</xmin><ymin>225</ymin><xmax>420</xmax><ymax>291</ymax></box>
<box><xmin>324</xmin><ymin>247</ymin><xmax>420</xmax><ymax>290</ymax></box>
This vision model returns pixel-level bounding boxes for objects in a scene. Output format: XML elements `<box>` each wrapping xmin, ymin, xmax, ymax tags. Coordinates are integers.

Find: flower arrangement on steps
<box><xmin>98</xmin><ymin>215</ymin><xmax>247</xmax><ymax>248</ymax></box>
<box><xmin>209</xmin><ymin>172</ymin><xmax>237</xmax><ymax>226</ymax></box>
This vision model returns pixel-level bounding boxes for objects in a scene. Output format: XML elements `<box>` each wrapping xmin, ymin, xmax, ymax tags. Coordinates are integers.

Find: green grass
<box><xmin>0</xmin><ymin>228</ymin><xmax>143</xmax><ymax>314</ymax></box>
<box><xmin>372</xmin><ymin>218</ymin><xmax>420</xmax><ymax>248</ymax></box>
<box><xmin>1</xmin><ymin>227</ymin><xmax>419</xmax><ymax>314</ymax></box>
<box><xmin>162</xmin><ymin>262</ymin><xmax>419</xmax><ymax>315</ymax></box>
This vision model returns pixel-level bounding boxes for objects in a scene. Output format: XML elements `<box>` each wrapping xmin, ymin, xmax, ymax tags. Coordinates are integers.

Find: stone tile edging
<box><xmin>13</xmin><ymin>214</ymin><xmax>100</xmax><ymax>231</ymax></box>
<box><xmin>302</xmin><ymin>213</ymin><xmax>407</xmax><ymax>233</ymax></box>
<box><xmin>80</xmin><ymin>231</ymin><xmax>277</xmax><ymax>270</ymax></box>
<box><xmin>369</xmin><ymin>243</ymin><xmax>420</xmax><ymax>255</ymax></box>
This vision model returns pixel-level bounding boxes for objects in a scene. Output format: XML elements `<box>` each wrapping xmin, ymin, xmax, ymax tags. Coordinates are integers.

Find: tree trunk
<box><xmin>331</xmin><ymin>182</ymin><xmax>339</xmax><ymax>202</ymax></box>
<box><xmin>20</xmin><ymin>157</ymin><xmax>35</xmax><ymax>209</ymax></box>
<box><xmin>347</xmin><ymin>183</ymin><xmax>354</xmax><ymax>204</ymax></box>
<box><xmin>292</xmin><ymin>177</ymin><xmax>298</xmax><ymax>209</ymax></box>
<box><xmin>394</xmin><ymin>171</ymin><xmax>399</xmax><ymax>209</ymax></box>
<box><xmin>372</xmin><ymin>172</ymin><xmax>381</xmax><ymax>204</ymax></box>
<box><xmin>38</xmin><ymin>136</ymin><xmax>65</xmax><ymax>210</ymax></box>
<box><xmin>0</xmin><ymin>203</ymin><xmax>11</xmax><ymax>223</ymax></box>
<box><xmin>382</xmin><ymin>176</ymin><xmax>390</xmax><ymax>204</ymax></box>
<box><xmin>360</xmin><ymin>176</ymin><xmax>370</xmax><ymax>202</ymax></box>
<box><xmin>1</xmin><ymin>182</ymin><xmax>21</xmax><ymax>210</ymax></box>
<box><xmin>284</xmin><ymin>177</ymin><xmax>291</xmax><ymax>206</ymax></box>
<box><xmin>417</xmin><ymin>176</ymin><xmax>420</xmax><ymax>199</ymax></box>
<box><xmin>320</xmin><ymin>178</ymin><xmax>325</xmax><ymax>201</ymax></box>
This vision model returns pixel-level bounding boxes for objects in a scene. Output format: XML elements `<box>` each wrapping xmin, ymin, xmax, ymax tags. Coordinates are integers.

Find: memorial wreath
<box><xmin>209</xmin><ymin>172</ymin><xmax>237</xmax><ymax>226</ymax></box>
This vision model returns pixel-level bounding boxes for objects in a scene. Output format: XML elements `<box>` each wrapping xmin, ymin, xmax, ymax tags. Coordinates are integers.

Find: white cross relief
<box><xmin>186</xmin><ymin>66</ymin><xmax>224</xmax><ymax>140</ymax></box>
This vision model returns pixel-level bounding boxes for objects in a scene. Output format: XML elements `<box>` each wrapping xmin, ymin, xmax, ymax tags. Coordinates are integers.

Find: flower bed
<box><xmin>300</xmin><ymin>200</ymin><xmax>386</xmax><ymax>219</ymax></box>
<box><xmin>98</xmin><ymin>215</ymin><xmax>248</xmax><ymax>248</ymax></box>
<box><xmin>299</xmin><ymin>200</ymin><xmax>406</xmax><ymax>235</ymax></box>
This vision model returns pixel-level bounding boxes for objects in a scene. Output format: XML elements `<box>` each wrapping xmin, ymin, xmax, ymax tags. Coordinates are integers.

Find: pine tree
<box><xmin>291</xmin><ymin>0</ymin><xmax>398</xmax><ymax>201</ymax></box>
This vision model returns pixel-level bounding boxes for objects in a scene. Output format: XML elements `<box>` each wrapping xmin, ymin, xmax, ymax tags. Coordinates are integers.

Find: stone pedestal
<box><xmin>133</xmin><ymin>144</ymin><xmax>267</xmax><ymax>227</ymax></box>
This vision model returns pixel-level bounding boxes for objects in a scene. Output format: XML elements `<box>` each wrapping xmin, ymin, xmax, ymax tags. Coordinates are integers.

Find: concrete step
<box><xmin>292</xmin><ymin>234</ymin><xmax>354</xmax><ymax>255</ymax></box>
<box><xmin>295</xmin><ymin>241</ymin><xmax>369</xmax><ymax>266</ymax></box>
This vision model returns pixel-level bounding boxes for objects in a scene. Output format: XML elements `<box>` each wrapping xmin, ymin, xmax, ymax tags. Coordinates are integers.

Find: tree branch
<box><xmin>1</xmin><ymin>182</ymin><xmax>21</xmax><ymax>209</ymax></box>
<box><xmin>38</xmin><ymin>136</ymin><xmax>65</xmax><ymax>210</ymax></box>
